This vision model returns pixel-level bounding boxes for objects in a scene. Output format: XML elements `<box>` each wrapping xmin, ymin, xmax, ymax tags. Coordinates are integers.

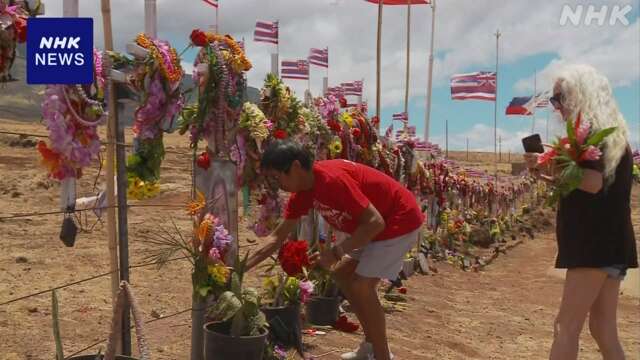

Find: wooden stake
<box><xmin>375</xmin><ymin>1</ymin><xmax>383</xmax><ymax>131</ymax></box>
<box><xmin>100</xmin><ymin>0</ymin><xmax>121</xmax><ymax>353</ymax></box>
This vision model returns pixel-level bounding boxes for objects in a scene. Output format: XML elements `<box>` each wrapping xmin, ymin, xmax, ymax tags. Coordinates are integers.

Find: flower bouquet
<box><xmin>537</xmin><ymin>113</ymin><xmax>616</xmax><ymax>205</ymax></box>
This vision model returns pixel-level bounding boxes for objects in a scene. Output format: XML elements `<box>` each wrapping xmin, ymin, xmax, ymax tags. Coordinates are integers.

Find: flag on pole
<box><xmin>281</xmin><ymin>60</ymin><xmax>309</xmax><ymax>80</ymax></box>
<box><xmin>395</xmin><ymin>125</ymin><xmax>416</xmax><ymax>140</ymax></box>
<box><xmin>384</xmin><ymin>124</ymin><xmax>394</xmax><ymax>138</ymax></box>
<box><xmin>392</xmin><ymin>112</ymin><xmax>409</xmax><ymax>122</ymax></box>
<box><xmin>309</xmin><ymin>48</ymin><xmax>328</xmax><ymax>68</ymax></box>
<box><xmin>326</xmin><ymin>86</ymin><xmax>344</xmax><ymax>98</ymax></box>
<box><xmin>505</xmin><ymin>96</ymin><xmax>533</xmax><ymax>116</ymax></box>
<box><xmin>450</xmin><ymin>71</ymin><xmax>497</xmax><ymax>101</ymax></box>
<box><xmin>365</xmin><ymin>0</ymin><xmax>430</xmax><ymax>5</ymax></box>
<box><xmin>341</xmin><ymin>81</ymin><xmax>363</xmax><ymax>96</ymax></box>
<box><xmin>202</xmin><ymin>0</ymin><xmax>218</xmax><ymax>8</ymax></box>
<box><xmin>532</xmin><ymin>90</ymin><xmax>552</xmax><ymax>109</ymax></box>
<box><xmin>254</xmin><ymin>20</ymin><xmax>278</xmax><ymax>44</ymax></box>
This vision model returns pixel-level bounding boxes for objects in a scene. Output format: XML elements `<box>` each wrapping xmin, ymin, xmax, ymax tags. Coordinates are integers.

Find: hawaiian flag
<box><xmin>392</xmin><ymin>112</ymin><xmax>408</xmax><ymax>122</ymax></box>
<box><xmin>341</xmin><ymin>81</ymin><xmax>363</xmax><ymax>96</ymax></box>
<box><xmin>309</xmin><ymin>47</ymin><xmax>329</xmax><ymax>68</ymax></box>
<box><xmin>505</xmin><ymin>96</ymin><xmax>534</xmax><ymax>116</ymax></box>
<box><xmin>326</xmin><ymin>86</ymin><xmax>344</xmax><ymax>98</ymax></box>
<box><xmin>202</xmin><ymin>0</ymin><xmax>218</xmax><ymax>8</ymax></box>
<box><xmin>384</xmin><ymin>124</ymin><xmax>394</xmax><ymax>139</ymax></box>
<box><xmin>281</xmin><ymin>60</ymin><xmax>309</xmax><ymax>80</ymax></box>
<box><xmin>450</xmin><ymin>71</ymin><xmax>497</xmax><ymax>101</ymax></box>
<box><xmin>254</xmin><ymin>20</ymin><xmax>278</xmax><ymax>45</ymax></box>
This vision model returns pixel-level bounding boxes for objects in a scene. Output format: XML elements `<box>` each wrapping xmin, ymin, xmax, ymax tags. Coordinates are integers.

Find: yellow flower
<box><xmin>208</xmin><ymin>264</ymin><xmax>230</xmax><ymax>286</ymax></box>
<box><xmin>329</xmin><ymin>138</ymin><xmax>343</xmax><ymax>157</ymax></box>
<box><xmin>187</xmin><ymin>190</ymin><xmax>206</xmax><ymax>216</ymax></box>
<box><xmin>262</xmin><ymin>276</ymin><xmax>278</xmax><ymax>291</ymax></box>
<box><xmin>341</xmin><ymin>112</ymin><xmax>354</xmax><ymax>128</ymax></box>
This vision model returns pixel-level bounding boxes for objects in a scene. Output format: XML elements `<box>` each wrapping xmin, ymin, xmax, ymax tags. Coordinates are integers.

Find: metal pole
<box><xmin>375</xmin><ymin>1</ymin><xmax>383</xmax><ymax>130</ymax></box>
<box><xmin>494</xmin><ymin>29</ymin><xmax>501</xmax><ymax>183</ymax></box>
<box><xmin>531</xmin><ymin>69</ymin><xmax>536</xmax><ymax>133</ymax></box>
<box><xmin>498</xmin><ymin>135</ymin><xmax>502</xmax><ymax>162</ymax></box>
<box><xmin>404</xmin><ymin>0</ymin><xmax>411</xmax><ymax>113</ymax></box>
<box><xmin>466</xmin><ymin>137</ymin><xmax>469</xmax><ymax>161</ymax></box>
<box><xmin>445</xmin><ymin>118</ymin><xmax>448</xmax><ymax>159</ymax></box>
<box><xmin>424</xmin><ymin>0</ymin><xmax>436</xmax><ymax>142</ymax></box>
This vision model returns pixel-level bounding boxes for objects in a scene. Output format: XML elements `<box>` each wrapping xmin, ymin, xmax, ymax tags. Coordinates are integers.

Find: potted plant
<box><xmin>305</xmin><ymin>266</ymin><xmax>340</xmax><ymax>326</ymax></box>
<box><xmin>204</xmin><ymin>255</ymin><xmax>269</xmax><ymax>360</ymax></box>
<box><xmin>261</xmin><ymin>273</ymin><xmax>313</xmax><ymax>354</ymax></box>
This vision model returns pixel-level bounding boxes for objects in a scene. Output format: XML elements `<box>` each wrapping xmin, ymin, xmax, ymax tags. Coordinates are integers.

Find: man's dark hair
<box><xmin>261</xmin><ymin>140</ymin><xmax>314</xmax><ymax>172</ymax></box>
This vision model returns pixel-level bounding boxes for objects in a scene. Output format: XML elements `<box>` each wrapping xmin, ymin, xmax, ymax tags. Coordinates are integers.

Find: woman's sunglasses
<box><xmin>549</xmin><ymin>93</ymin><xmax>562</xmax><ymax>109</ymax></box>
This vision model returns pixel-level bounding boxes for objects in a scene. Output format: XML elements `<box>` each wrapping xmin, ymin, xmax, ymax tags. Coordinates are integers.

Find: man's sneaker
<box><xmin>340</xmin><ymin>341</ymin><xmax>373</xmax><ymax>360</ymax></box>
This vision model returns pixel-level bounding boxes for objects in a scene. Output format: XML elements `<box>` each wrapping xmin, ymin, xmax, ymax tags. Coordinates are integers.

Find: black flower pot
<box><xmin>204</xmin><ymin>321</ymin><xmax>268</xmax><ymax>360</ymax></box>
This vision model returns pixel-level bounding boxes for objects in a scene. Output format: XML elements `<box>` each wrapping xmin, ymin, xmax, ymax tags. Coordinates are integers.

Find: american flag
<box><xmin>341</xmin><ymin>81</ymin><xmax>363</xmax><ymax>96</ymax></box>
<box><xmin>309</xmin><ymin>48</ymin><xmax>328</xmax><ymax>68</ymax></box>
<box><xmin>254</xmin><ymin>20</ymin><xmax>278</xmax><ymax>45</ymax></box>
<box><xmin>450</xmin><ymin>71</ymin><xmax>497</xmax><ymax>101</ymax></box>
<box><xmin>281</xmin><ymin>60</ymin><xmax>309</xmax><ymax>80</ymax></box>
<box><xmin>202</xmin><ymin>0</ymin><xmax>218</xmax><ymax>8</ymax></box>
<box><xmin>392</xmin><ymin>112</ymin><xmax>408</xmax><ymax>122</ymax></box>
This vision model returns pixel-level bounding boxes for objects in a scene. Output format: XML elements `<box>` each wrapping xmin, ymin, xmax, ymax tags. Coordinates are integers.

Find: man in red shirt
<box><xmin>247</xmin><ymin>141</ymin><xmax>424</xmax><ymax>360</ymax></box>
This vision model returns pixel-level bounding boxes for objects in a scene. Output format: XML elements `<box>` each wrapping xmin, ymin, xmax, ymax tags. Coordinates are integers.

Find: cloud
<box><xmin>41</xmin><ymin>0</ymin><xmax>637</xmax><ymax>110</ymax></box>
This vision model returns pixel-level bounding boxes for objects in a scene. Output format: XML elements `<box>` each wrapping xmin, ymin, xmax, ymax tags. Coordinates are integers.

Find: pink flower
<box><xmin>576</xmin><ymin>120</ymin><xmax>591</xmax><ymax>146</ymax></box>
<box><xmin>579</xmin><ymin>145</ymin><xmax>602</xmax><ymax>162</ymax></box>
<box><xmin>208</xmin><ymin>247</ymin><xmax>221</xmax><ymax>261</ymax></box>
<box><xmin>299</xmin><ymin>280</ymin><xmax>314</xmax><ymax>303</ymax></box>
<box><xmin>537</xmin><ymin>149</ymin><xmax>557</xmax><ymax>166</ymax></box>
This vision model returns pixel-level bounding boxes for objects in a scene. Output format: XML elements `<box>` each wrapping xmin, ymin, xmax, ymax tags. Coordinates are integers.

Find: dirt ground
<box><xmin>0</xmin><ymin>120</ymin><xmax>638</xmax><ymax>360</ymax></box>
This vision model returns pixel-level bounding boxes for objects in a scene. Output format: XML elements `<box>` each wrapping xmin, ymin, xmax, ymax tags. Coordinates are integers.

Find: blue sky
<box><xmin>42</xmin><ymin>0</ymin><xmax>640</xmax><ymax>152</ymax></box>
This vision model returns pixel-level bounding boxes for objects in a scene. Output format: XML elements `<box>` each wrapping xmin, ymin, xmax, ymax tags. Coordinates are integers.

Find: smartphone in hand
<box><xmin>522</xmin><ymin>134</ymin><xmax>544</xmax><ymax>153</ymax></box>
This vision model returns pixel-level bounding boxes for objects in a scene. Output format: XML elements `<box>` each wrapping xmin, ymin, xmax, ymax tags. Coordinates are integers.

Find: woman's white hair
<box><xmin>554</xmin><ymin>64</ymin><xmax>629</xmax><ymax>183</ymax></box>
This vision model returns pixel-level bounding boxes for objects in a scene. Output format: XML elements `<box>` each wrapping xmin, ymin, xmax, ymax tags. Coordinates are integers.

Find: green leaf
<box><xmin>566</xmin><ymin>118</ymin><xmax>576</xmax><ymax>143</ymax></box>
<box><xmin>586</xmin><ymin>127</ymin><xmax>617</xmax><ymax>146</ymax></box>
<box><xmin>197</xmin><ymin>285</ymin><xmax>211</xmax><ymax>298</ymax></box>
<box><xmin>210</xmin><ymin>291</ymin><xmax>242</xmax><ymax>322</ymax></box>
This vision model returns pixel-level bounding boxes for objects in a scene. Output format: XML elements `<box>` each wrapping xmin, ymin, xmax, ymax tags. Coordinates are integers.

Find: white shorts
<box><xmin>336</xmin><ymin>228</ymin><xmax>420</xmax><ymax>280</ymax></box>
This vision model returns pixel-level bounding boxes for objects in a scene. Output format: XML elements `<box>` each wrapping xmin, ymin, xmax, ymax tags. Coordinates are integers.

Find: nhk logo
<box><xmin>26</xmin><ymin>18</ymin><xmax>93</xmax><ymax>84</ymax></box>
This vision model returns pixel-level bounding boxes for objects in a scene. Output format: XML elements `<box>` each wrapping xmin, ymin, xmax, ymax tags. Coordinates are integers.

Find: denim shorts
<box><xmin>600</xmin><ymin>264</ymin><xmax>627</xmax><ymax>280</ymax></box>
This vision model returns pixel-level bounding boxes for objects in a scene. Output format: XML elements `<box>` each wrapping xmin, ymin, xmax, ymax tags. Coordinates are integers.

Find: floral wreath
<box><xmin>178</xmin><ymin>29</ymin><xmax>251</xmax><ymax>158</ymax></box>
<box><xmin>38</xmin><ymin>49</ymin><xmax>107</xmax><ymax>181</ymax></box>
<box><xmin>124</xmin><ymin>33</ymin><xmax>185</xmax><ymax>200</ymax></box>
<box><xmin>0</xmin><ymin>2</ymin><xmax>27</xmax><ymax>82</ymax></box>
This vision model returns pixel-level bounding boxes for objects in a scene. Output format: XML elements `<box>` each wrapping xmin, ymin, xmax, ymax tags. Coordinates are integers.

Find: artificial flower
<box><xmin>197</xmin><ymin>151</ymin><xmax>211</xmax><ymax>170</ymax></box>
<box><xmin>190</xmin><ymin>29</ymin><xmax>209</xmax><ymax>47</ymax></box>
<box><xmin>274</xmin><ymin>129</ymin><xmax>288</xmax><ymax>139</ymax></box>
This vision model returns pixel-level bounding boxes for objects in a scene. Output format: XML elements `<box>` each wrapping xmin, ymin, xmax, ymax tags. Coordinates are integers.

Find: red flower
<box><xmin>278</xmin><ymin>240</ymin><xmax>310</xmax><ymax>276</ymax></box>
<box><xmin>14</xmin><ymin>18</ymin><xmax>27</xmax><ymax>43</ymax></box>
<box><xmin>398</xmin><ymin>287</ymin><xmax>407</xmax><ymax>294</ymax></box>
<box><xmin>351</xmin><ymin>128</ymin><xmax>361</xmax><ymax>137</ymax></box>
<box><xmin>190</xmin><ymin>29</ymin><xmax>209</xmax><ymax>47</ymax></box>
<box><xmin>537</xmin><ymin>149</ymin><xmax>557</xmax><ymax>166</ymax></box>
<box><xmin>371</xmin><ymin>116</ymin><xmax>380</xmax><ymax>126</ymax></box>
<box><xmin>328</xmin><ymin>120</ymin><xmax>342</xmax><ymax>133</ymax></box>
<box><xmin>273</xmin><ymin>129</ymin><xmax>288</xmax><ymax>139</ymax></box>
<box><xmin>196</xmin><ymin>151</ymin><xmax>211</xmax><ymax>170</ymax></box>
<box><xmin>339</xmin><ymin>97</ymin><xmax>347</xmax><ymax>108</ymax></box>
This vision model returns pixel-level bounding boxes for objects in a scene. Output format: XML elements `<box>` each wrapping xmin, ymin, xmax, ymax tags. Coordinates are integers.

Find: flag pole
<box><xmin>531</xmin><ymin>69</ymin><xmax>536</xmax><ymax>134</ymax></box>
<box><xmin>424</xmin><ymin>0</ymin><xmax>436</xmax><ymax>142</ymax></box>
<box><xmin>375</xmin><ymin>1</ymin><xmax>383</xmax><ymax>132</ymax></box>
<box><xmin>404</xmin><ymin>0</ymin><xmax>411</xmax><ymax>114</ymax></box>
<box><xmin>494</xmin><ymin>29</ymin><xmax>501</xmax><ymax>184</ymax></box>
<box><xmin>216</xmin><ymin>2</ymin><xmax>219</xmax><ymax>33</ymax></box>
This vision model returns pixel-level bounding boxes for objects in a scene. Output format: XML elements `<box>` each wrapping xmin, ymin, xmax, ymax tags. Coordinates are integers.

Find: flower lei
<box><xmin>0</xmin><ymin>3</ymin><xmax>27</xmax><ymax>82</ymax></box>
<box><xmin>125</xmin><ymin>34</ymin><xmax>184</xmax><ymax>200</ymax></box>
<box><xmin>38</xmin><ymin>49</ymin><xmax>107</xmax><ymax>180</ymax></box>
<box><xmin>178</xmin><ymin>30</ymin><xmax>250</xmax><ymax>155</ymax></box>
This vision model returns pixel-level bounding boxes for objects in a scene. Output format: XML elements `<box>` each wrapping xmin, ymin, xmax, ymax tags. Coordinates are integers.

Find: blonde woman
<box><xmin>524</xmin><ymin>64</ymin><xmax>637</xmax><ymax>360</ymax></box>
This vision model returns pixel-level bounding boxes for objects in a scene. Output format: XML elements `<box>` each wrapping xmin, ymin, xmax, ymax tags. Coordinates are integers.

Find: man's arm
<box><xmin>246</xmin><ymin>218</ymin><xmax>299</xmax><ymax>271</ymax></box>
<box><xmin>337</xmin><ymin>204</ymin><xmax>385</xmax><ymax>254</ymax></box>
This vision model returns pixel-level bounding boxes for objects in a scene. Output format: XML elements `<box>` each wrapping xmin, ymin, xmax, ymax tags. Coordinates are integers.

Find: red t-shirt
<box><xmin>284</xmin><ymin>159</ymin><xmax>424</xmax><ymax>241</ymax></box>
